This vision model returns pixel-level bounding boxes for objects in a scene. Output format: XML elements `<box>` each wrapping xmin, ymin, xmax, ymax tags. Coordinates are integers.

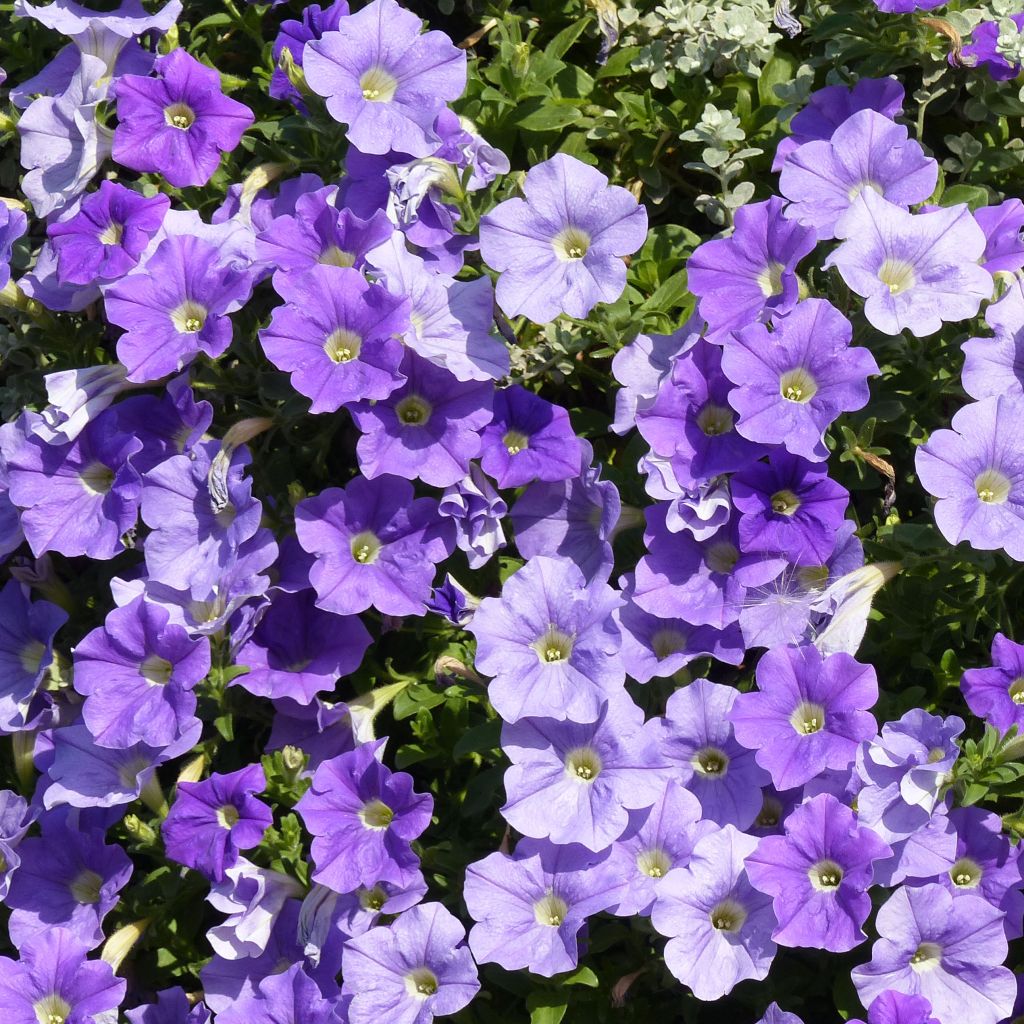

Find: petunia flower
<box><xmin>499</xmin><ymin>693</ymin><xmax>668</xmax><ymax>852</ymax></box>
<box><xmin>162</xmin><ymin>764</ymin><xmax>273</xmax><ymax>882</ymax></box>
<box><xmin>295</xmin><ymin>739</ymin><xmax>432</xmax><ymax>894</ymax></box>
<box><xmin>113</xmin><ymin>48</ymin><xmax>254</xmax><ymax>188</ymax></box>
<box><xmin>961</xmin><ymin>278</ymin><xmax>1024</xmax><ymax>401</ymax></box>
<box><xmin>269</xmin><ymin>1</ymin><xmax>350</xmax><ymax>112</ymax></box>
<box><xmin>437</xmin><ymin>464</ymin><xmax>507</xmax><ymax>569</ymax></box>
<box><xmin>746</xmin><ymin>793</ymin><xmax>891</xmax><ymax>952</ymax></box>
<box><xmin>126</xmin><ymin>987</ymin><xmax>212</xmax><ymax>1024</ymax></box>
<box><xmin>722</xmin><ymin>298</ymin><xmax>878</xmax><ymax>462</ymax></box>
<box><xmin>480</xmin><ymin>152</ymin><xmax>647</xmax><ymax>323</ymax></box>
<box><xmin>961</xmin><ymin>13</ymin><xmax>1024</xmax><ymax>81</ymax></box>
<box><xmin>340</xmin><ymin>902</ymin><xmax>479</xmax><ymax>1024</ymax></box>
<box><xmin>824</xmin><ymin>190</ymin><xmax>993</xmax><ymax>337</ymax></box>
<box><xmin>0</xmin><ymin>204</ymin><xmax>28</xmax><ymax>291</ymax></box>
<box><xmin>961</xmin><ymin>632</ymin><xmax>1024</xmax><ymax>732</ymax></box>
<box><xmin>851</xmin><ymin>883</ymin><xmax>1015</xmax><ymax>1024</ymax></box>
<box><xmin>215</xmin><ymin>964</ymin><xmax>343</xmax><ymax>1024</ymax></box>
<box><xmin>915</xmin><ymin>395</ymin><xmax>1024</xmax><ymax>561</ymax></box>
<box><xmin>650</xmin><ymin>825</ymin><xmax>777</xmax><ymax>1001</ymax></box>
<box><xmin>729</xmin><ymin>644</ymin><xmax>878</xmax><ymax>791</ymax></box>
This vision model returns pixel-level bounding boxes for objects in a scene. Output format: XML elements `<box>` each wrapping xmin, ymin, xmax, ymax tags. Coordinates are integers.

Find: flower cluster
<box><xmin>0</xmin><ymin>0</ymin><xmax>1022</xmax><ymax>1022</ymax></box>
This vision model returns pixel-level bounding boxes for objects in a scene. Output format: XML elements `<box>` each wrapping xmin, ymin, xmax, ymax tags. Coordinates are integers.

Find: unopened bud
<box><xmin>177</xmin><ymin>752</ymin><xmax>207</xmax><ymax>785</ymax></box>
<box><xmin>101</xmin><ymin>918</ymin><xmax>150</xmax><ymax>972</ymax></box>
<box><xmin>279</xmin><ymin>48</ymin><xmax>310</xmax><ymax>96</ymax></box>
<box><xmin>281</xmin><ymin>744</ymin><xmax>307</xmax><ymax>781</ymax></box>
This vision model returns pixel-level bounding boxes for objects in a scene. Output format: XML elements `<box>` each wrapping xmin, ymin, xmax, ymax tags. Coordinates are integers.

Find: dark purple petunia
<box><xmin>162</xmin><ymin>764</ymin><xmax>273</xmax><ymax>882</ymax></box>
<box><xmin>113</xmin><ymin>48</ymin><xmax>254</xmax><ymax>188</ymax></box>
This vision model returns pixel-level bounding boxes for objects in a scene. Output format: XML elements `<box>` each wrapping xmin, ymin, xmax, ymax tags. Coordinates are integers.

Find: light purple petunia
<box><xmin>723</xmin><ymin>298</ymin><xmax>878</xmax><ymax>462</ymax></box>
<box><xmin>500</xmin><ymin>692</ymin><xmax>668</xmax><ymax>852</ymax></box>
<box><xmin>48</xmin><ymin>181</ymin><xmax>169</xmax><ymax>285</ymax></box>
<box><xmin>162</xmin><ymin>764</ymin><xmax>273</xmax><ymax>882</ymax></box>
<box><xmin>650</xmin><ymin>825</ymin><xmax>777</xmax><ymax>1001</ymax></box>
<box><xmin>296</xmin><ymin>475</ymin><xmax>453</xmax><ymax>617</ymax></box>
<box><xmin>758</xmin><ymin>1005</ymin><xmax>805</xmax><ymax>1024</ymax></box>
<box><xmin>916</xmin><ymin>395</ymin><xmax>1024</xmax><ymax>561</ymax></box>
<box><xmin>961</xmin><ymin>632</ymin><xmax>1024</xmax><ymax>732</ymax></box>
<box><xmin>730</xmin><ymin>644</ymin><xmax>878</xmax><ymax>790</ymax></box>
<box><xmin>304</xmin><ymin>0</ymin><xmax>464</xmax><ymax>157</ymax></box>
<box><xmin>106</xmin><ymin>233</ymin><xmax>252</xmax><ymax>382</ymax></box>
<box><xmin>962</xmin><ymin>13</ymin><xmax>1024</xmax><ymax>80</ymax></box>
<box><xmin>0</xmin><ymin>579</ymin><xmax>66</xmax><ymax>732</ymax></box>
<box><xmin>0</xmin><ymin>203</ymin><xmax>28</xmax><ymax>291</ymax></box>
<box><xmin>3</xmin><ymin>408</ymin><xmax>142</xmax><ymax>560</ymax></box>
<box><xmin>296</xmin><ymin>739</ymin><xmax>432</xmax><ymax>894</ymax></box>
<box><xmin>350</xmin><ymin>350</ymin><xmax>492</xmax><ymax>487</ymax></box>
<box><xmin>140</xmin><ymin>438</ymin><xmax>263</xmax><ymax>592</ymax></box>
<box><xmin>731</xmin><ymin>451</ymin><xmax>850</xmax><ymax>565</ymax></box>
<box><xmin>341</xmin><ymin>902</ymin><xmax>479</xmax><ymax>1024</ymax></box>
<box><xmin>72</xmin><ymin>594</ymin><xmax>210</xmax><ymax>748</ymax></box>
<box><xmin>468</xmin><ymin>555</ymin><xmax>624</xmax><ymax>724</ymax></box>
<box><xmin>478</xmin><ymin>385</ymin><xmax>582</xmax><ymax>489</ymax></box>
<box><xmin>0</xmin><ymin>791</ymin><xmax>34</xmax><ymax>900</ymax></box>
<box><xmin>126</xmin><ymin>987</ymin><xmax>212</xmax><ymax>1024</ymax></box>
<box><xmin>851</xmin><ymin>883</ymin><xmax>1015</xmax><ymax>1024</ymax></box>
<box><xmin>974</xmin><ymin>198</ymin><xmax>1024</xmax><ymax>274</ymax></box>
<box><xmin>269</xmin><ymin>1</ymin><xmax>351</xmax><ymax>111</ymax></box>
<box><xmin>850</xmin><ymin>991</ymin><xmax>940</xmax><ymax>1024</ymax></box>
<box><xmin>215</xmin><ymin>964</ymin><xmax>343</xmax><ymax>1024</ymax></box>
<box><xmin>687</xmin><ymin>196</ymin><xmax>816</xmax><ymax>341</ymax></box>
<box><xmin>113</xmin><ymin>48</ymin><xmax>254</xmax><ymax>188</ymax></box>
<box><xmin>234</xmin><ymin>589</ymin><xmax>370</xmax><ymax>704</ymax></box>
<box><xmin>6</xmin><ymin>818</ymin><xmax>132</xmax><ymax>949</ymax></box>
<box><xmin>480</xmin><ymin>152</ymin><xmax>647</xmax><ymax>323</ymax></box>
<box><xmin>606</xmin><ymin>778</ymin><xmax>714</xmax><ymax>917</ymax></box>
<box><xmin>824</xmin><ymin>190</ymin><xmax>993</xmax><ymax>337</ymax></box>
<box><xmin>510</xmin><ymin>439</ymin><xmax>621</xmax><ymax>584</ymax></box>
<box><xmin>0</xmin><ymin>928</ymin><xmax>126</xmax><ymax>1024</ymax></box>
<box><xmin>660</xmin><ymin>677</ymin><xmax>772</xmax><ymax>829</ymax></box>
<box><xmin>780</xmin><ymin>109</ymin><xmax>936</xmax><ymax>238</ymax></box>
<box><xmin>260</xmin><ymin>264</ymin><xmax>408</xmax><ymax>414</ymax></box>
<box><xmin>961</xmin><ymin>278</ymin><xmax>1024</xmax><ymax>401</ymax></box>
<box><xmin>32</xmin><ymin>363</ymin><xmax>130</xmax><ymax>447</ymax></box>
<box><xmin>463</xmin><ymin>838</ymin><xmax>627</xmax><ymax>978</ymax></box>
<box><xmin>746</xmin><ymin>792</ymin><xmax>891</xmax><ymax>952</ymax></box>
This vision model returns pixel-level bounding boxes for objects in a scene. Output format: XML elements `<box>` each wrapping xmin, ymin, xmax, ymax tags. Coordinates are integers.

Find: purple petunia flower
<box><xmin>0</xmin><ymin>579</ymin><xmax>66</xmax><ymax>732</ymax></box>
<box><xmin>0</xmin><ymin>928</ymin><xmax>125</xmax><ymax>1024</ymax></box>
<box><xmin>606</xmin><ymin>779</ymin><xmax>714</xmax><ymax>917</ymax></box>
<box><xmin>943</xmin><ymin>806</ymin><xmax>1024</xmax><ymax>937</ymax></box>
<box><xmin>0</xmin><ymin>204</ymin><xmax>28</xmax><ymax>291</ymax></box>
<box><xmin>851</xmin><ymin>883</ymin><xmax>1015</xmax><ymax>1024</ymax></box>
<box><xmin>296</xmin><ymin>475</ymin><xmax>453</xmax><ymax>617</ymax></box>
<box><xmin>269</xmin><ymin>1</ymin><xmax>350</xmax><ymax>111</ymax></box>
<box><xmin>635</xmin><ymin>338</ymin><xmax>765</xmax><ymax>487</ymax></box>
<box><xmin>746</xmin><ymin>793</ymin><xmax>891</xmax><ymax>952</ymax></box>
<box><xmin>234</xmin><ymin>589</ymin><xmax>371</xmax><ymax>705</ymax></box>
<box><xmin>850</xmin><ymin>991</ymin><xmax>940</xmax><ymax>1024</ymax></box>
<box><xmin>260</xmin><ymin>264</ymin><xmax>408</xmax><ymax>414</ymax></box>
<box><xmin>615</xmin><ymin>574</ymin><xmax>745</xmax><ymax>682</ymax></box>
<box><xmin>48</xmin><ymin>181</ymin><xmax>169</xmax><ymax>285</ymax></box>
<box><xmin>824</xmin><ymin>190</ymin><xmax>993</xmax><ymax>337</ymax></box>
<box><xmin>162</xmin><ymin>764</ymin><xmax>273</xmax><ymax>882</ymax></box>
<box><xmin>437</xmin><ymin>464</ymin><xmax>507</xmax><ymax>569</ymax></box>
<box><xmin>723</xmin><ymin>298</ymin><xmax>878</xmax><ymax>462</ymax></box>
<box><xmin>3</xmin><ymin>409</ymin><xmax>142</xmax><ymax>560</ymax></box>
<box><xmin>729</xmin><ymin>644</ymin><xmax>878</xmax><ymax>791</ymax></box>
<box><xmin>126</xmin><ymin>987</ymin><xmax>212</xmax><ymax>1024</ymax></box>
<box><xmin>974</xmin><ymin>199</ymin><xmax>1024</xmax><ymax>275</ymax></box>
<box><xmin>961</xmin><ymin>278</ymin><xmax>1024</xmax><ymax>401</ymax></box>
<box><xmin>140</xmin><ymin>439</ymin><xmax>264</xmax><ymax>592</ymax></box>
<box><xmin>468</xmin><ymin>555</ymin><xmax>624</xmax><ymax>724</ymax></box>
<box><xmin>106</xmin><ymin>234</ymin><xmax>252</xmax><ymax>382</ymax></box>
<box><xmin>916</xmin><ymin>395</ymin><xmax>1024</xmax><ymax>561</ymax></box>
<box><xmin>500</xmin><ymin>693</ymin><xmax>668</xmax><ymax>852</ymax></box>
<box><xmin>296</xmin><ymin>739</ymin><xmax>432</xmax><ymax>894</ymax></box>
<box><xmin>651</xmin><ymin>825</ymin><xmax>777</xmax><ymax>1001</ymax></box>
<box><xmin>510</xmin><ymin>439</ymin><xmax>621</xmax><ymax>584</ymax></box>
<box><xmin>113</xmin><ymin>48</ymin><xmax>254</xmax><ymax>188</ymax></box>
<box><xmin>215</xmin><ymin>964</ymin><xmax>343</xmax><ymax>1024</ymax></box>
<box><xmin>464</xmin><ymin>838</ymin><xmax>627</xmax><ymax>977</ymax></box>
<box><xmin>773</xmin><ymin>76</ymin><xmax>904</xmax><ymax>171</ymax></box>
<box><xmin>341</xmin><ymin>902</ymin><xmax>479</xmax><ymax>1024</ymax></box>
<box><xmin>660</xmin><ymin>677</ymin><xmax>771</xmax><ymax>829</ymax></box>
<box><xmin>32</xmin><ymin>364</ymin><xmax>130</xmax><ymax>447</ymax></box>
<box><xmin>687</xmin><ymin>196</ymin><xmax>817</xmax><ymax>341</ymax></box>
<box><xmin>0</xmin><ymin>791</ymin><xmax>33</xmax><ymax>899</ymax></box>
<box><xmin>480</xmin><ymin>152</ymin><xmax>647</xmax><ymax>323</ymax></box>
<box><xmin>758</xmin><ymin>1005</ymin><xmax>805</xmax><ymax>1024</ymax></box>
<box><xmin>73</xmin><ymin>595</ymin><xmax>210</xmax><ymax>748</ymax></box>
<box><xmin>780</xmin><ymin>109</ymin><xmax>936</xmax><ymax>238</ymax></box>
<box><xmin>351</xmin><ymin>351</ymin><xmax>493</xmax><ymax>487</ymax></box>
<box><xmin>732</xmin><ymin>451</ymin><xmax>850</xmax><ymax>565</ymax></box>
<box><xmin>962</xmin><ymin>14</ymin><xmax>1024</xmax><ymax>81</ymax></box>
<box><xmin>478</xmin><ymin>385</ymin><xmax>582</xmax><ymax>489</ymax></box>
<box><xmin>6</xmin><ymin>819</ymin><xmax>132</xmax><ymax>949</ymax></box>
<box><xmin>304</xmin><ymin>0</ymin><xmax>465</xmax><ymax>157</ymax></box>
<box><xmin>961</xmin><ymin>632</ymin><xmax>1024</xmax><ymax>732</ymax></box>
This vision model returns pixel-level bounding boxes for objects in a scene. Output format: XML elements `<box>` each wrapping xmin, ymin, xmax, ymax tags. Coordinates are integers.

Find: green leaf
<box><xmin>544</xmin><ymin>17</ymin><xmax>591</xmax><ymax>61</ymax></box>
<box><xmin>527</xmin><ymin>990</ymin><xmax>568</xmax><ymax>1024</ymax></box>
<box><xmin>757</xmin><ymin>54</ymin><xmax>796</xmax><ymax>106</ymax></box>
<box><xmin>515</xmin><ymin>101</ymin><xmax>583</xmax><ymax>132</ymax></box>
<box><xmin>939</xmin><ymin>184</ymin><xmax>989</xmax><ymax>211</ymax></box>
<box><xmin>559</xmin><ymin>965</ymin><xmax>599</xmax><ymax>987</ymax></box>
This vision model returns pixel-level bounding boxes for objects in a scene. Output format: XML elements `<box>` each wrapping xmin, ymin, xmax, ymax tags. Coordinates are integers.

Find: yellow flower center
<box><xmin>651</xmin><ymin>628</ymin><xmax>688</xmax><ymax>660</ymax></box>
<box><xmin>503</xmin><ymin>429</ymin><xmax>530</xmax><ymax>455</ymax></box>
<box><xmin>360</xmin><ymin>66</ymin><xmax>399</xmax><ymax>102</ymax></box>
<box><xmin>215</xmin><ymin>804</ymin><xmax>239</xmax><ymax>828</ymax></box>
<box><xmin>756</xmin><ymin>261</ymin><xmax>785</xmax><ymax>298</ymax></box>
<box><xmin>532</xmin><ymin>625</ymin><xmax>574</xmax><ymax>664</ymax></box>
<box><xmin>564</xmin><ymin>746</ymin><xmax>602</xmax><ymax>782</ymax></box>
<box><xmin>170</xmin><ymin>299</ymin><xmax>207</xmax><ymax>335</ymax></box>
<box><xmin>33</xmin><ymin>994</ymin><xmax>71</xmax><ymax>1024</ymax></box>
<box><xmin>19</xmin><ymin>639</ymin><xmax>47</xmax><ymax>676</ymax></box>
<box><xmin>910</xmin><ymin>942</ymin><xmax>942</xmax><ymax>971</ymax></box>
<box><xmin>878</xmin><ymin>257</ymin><xmax>916</xmax><ymax>295</ymax></box>
<box><xmin>770</xmin><ymin>489</ymin><xmax>801</xmax><ymax>516</ymax></box>
<box><xmin>319</xmin><ymin>245</ymin><xmax>356</xmax><ymax>268</ymax></box>
<box><xmin>324</xmin><ymin>327</ymin><xmax>362</xmax><ymax>364</ymax></box>
<box><xmin>396</xmin><ymin>395</ymin><xmax>432</xmax><ymax>426</ymax></box>
<box><xmin>1010</xmin><ymin>677</ymin><xmax>1024</xmax><ymax>705</ymax></box>
<box><xmin>808</xmin><ymin>858</ymin><xmax>843</xmax><ymax>891</ymax></box>
<box><xmin>533</xmin><ymin>891</ymin><xmax>569</xmax><ymax>927</ymax></box>
<box><xmin>98</xmin><ymin>221</ymin><xmax>124</xmax><ymax>246</ymax></box>
<box><xmin>358</xmin><ymin>799</ymin><xmax>394</xmax><ymax>830</ymax></box>
<box><xmin>552</xmin><ymin>226</ymin><xmax>591</xmax><ymax>261</ymax></box>
<box><xmin>404</xmin><ymin>967</ymin><xmax>438</xmax><ymax>998</ymax></box>
<box><xmin>790</xmin><ymin>700</ymin><xmax>826</xmax><ymax>735</ymax></box>
<box><xmin>779</xmin><ymin>367</ymin><xmax>818</xmax><ymax>404</ymax></box>
<box><xmin>709</xmin><ymin>897</ymin><xmax>747</xmax><ymax>932</ymax></box>
<box><xmin>164</xmin><ymin>102</ymin><xmax>195</xmax><ymax>130</ymax></box>
<box><xmin>140</xmin><ymin>654</ymin><xmax>174</xmax><ymax>685</ymax></box>
<box><xmin>636</xmin><ymin>847</ymin><xmax>672</xmax><ymax>878</ymax></box>
<box><xmin>350</xmin><ymin>530</ymin><xmax>381</xmax><ymax>565</ymax></box>
<box><xmin>974</xmin><ymin>468</ymin><xmax>1011</xmax><ymax>505</ymax></box>
<box><xmin>692</xmin><ymin>745</ymin><xmax>729</xmax><ymax>777</ymax></box>
<box><xmin>697</xmin><ymin>403</ymin><xmax>734</xmax><ymax>436</ymax></box>
<box><xmin>80</xmin><ymin>461</ymin><xmax>115</xmax><ymax>495</ymax></box>
<box><xmin>950</xmin><ymin>857</ymin><xmax>982</xmax><ymax>888</ymax></box>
